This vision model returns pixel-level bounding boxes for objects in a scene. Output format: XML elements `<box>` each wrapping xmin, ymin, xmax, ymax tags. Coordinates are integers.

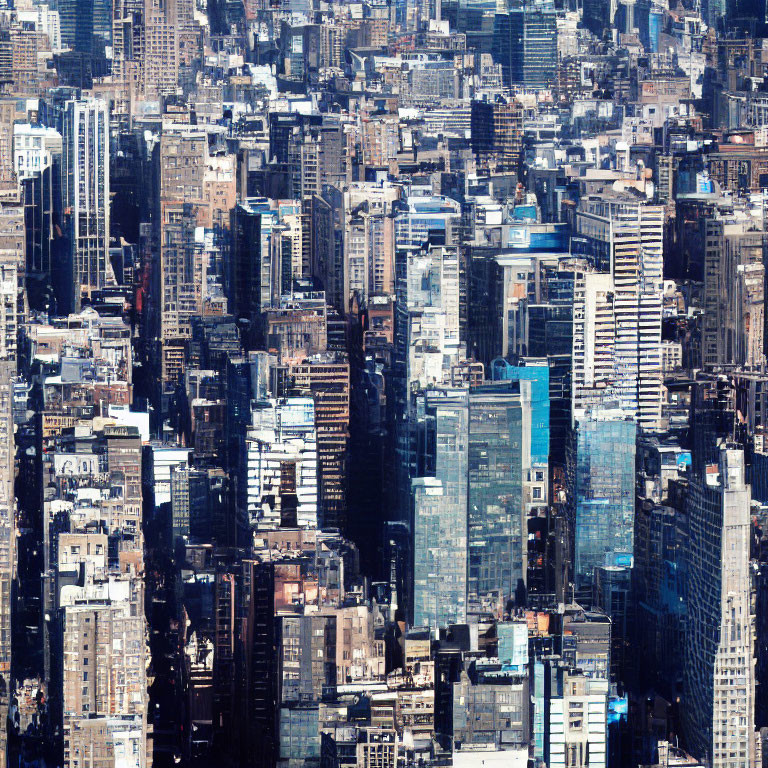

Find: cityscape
<box><xmin>0</xmin><ymin>0</ymin><xmax>765</xmax><ymax>767</ymax></box>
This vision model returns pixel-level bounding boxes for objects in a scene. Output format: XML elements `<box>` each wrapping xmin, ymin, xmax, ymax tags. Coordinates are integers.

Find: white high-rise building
<box><xmin>684</xmin><ymin>446</ymin><xmax>758</xmax><ymax>768</ymax></box>
<box><xmin>572</xmin><ymin>199</ymin><xmax>664</xmax><ymax>431</ymax></box>
<box><xmin>245</xmin><ymin>397</ymin><xmax>318</xmax><ymax>530</ymax></box>
<box><xmin>13</xmin><ymin>123</ymin><xmax>61</xmax><ymax>179</ymax></box>
<box><xmin>396</xmin><ymin>244</ymin><xmax>464</xmax><ymax>390</ymax></box>
<box><xmin>62</xmin><ymin>99</ymin><xmax>110</xmax><ymax>310</ymax></box>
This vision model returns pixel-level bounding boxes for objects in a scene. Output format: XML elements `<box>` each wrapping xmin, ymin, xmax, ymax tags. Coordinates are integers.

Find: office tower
<box><xmin>490</xmin><ymin>358</ymin><xmax>549</xmax><ymax>469</ymax></box>
<box><xmin>59</xmin><ymin>0</ymin><xmax>111</xmax><ymax>51</ymax></box>
<box><xmin>58</xmin><ymin>0</ymin><xmax>110</xmax><ymax>83</ymax></box>
<box><xmin>467</xmin><ymin>383</ymin><xmax>531</xmax><ymax>617</ymax></box>
<box><xmin>493</xmin><ymin>0</ymin><xmax>557</xmax><ymax>90</ymax></box>
<box><xmin>572</xmin><ymin>200</ymin><xmax>664</xmax><ymax>431</ymax></box>
<box><xmin>15</xmin><ymin>122</ymin><xmax>61</xmax><ymax>310</ymax></box>
<box><xmin>470</xmin><ymin>97</ymin><xmax>524</xmax><ymax>174</ymax></box>
<box><xmin>395</xmin><ymin>244</ymin><xmax>464</xmax><ymax>390</ymax></box>
<box><xmin>0</xmin><ymin>267</ymin><xmax>17</xmax><ymax>362</ymax></box>
<box><xmin>571</xmin><ymin>270</ymin><xmax>615</xmax><ymax>412</ymax></box>
<box><xmin>297</xmin><ymin>120</ymin><xmax>346</xmax><ymax>198</ymax></box>
<box><xmin>229</xmin><ymin>198</ymin><xmax>293</xmax><ymax>330</ymax></box>
<box><xmin>411</xmin><ymin>392</ymin><xmax>468</xmax><ymax>629</ymax></box>
<box><xmin>59</xmin><ymin>0</ymin><xmax>93</xmax><ymax>55</ymax></box>
<box><xmin>267</xmin><ymin>113</ymin><xmax>335</xmax><ymax>200</ymax></box>
<box><xmin>244</xmin><ymin>397</ymin><xmax>318</xmax><ymax>530</ymax></box>
<box><xmin>156</xmin><ymin>130</ymin><xmax>235</xmax><ymax>393</ymax></box>
<box><xmin>170</xmin><ymin>464</ymin><xmax>214</xmax><ymax>541</ymax></box>
<box><xmin>569</xmin><ymin>407</ymin><xmax>636</xmax><ymax>590</ymax></box>
<box><xmin>395</xmin><ymin>195</ymin><xmax>461</xmax><ymax>251</ymax></box>
<box><xmin>230</xmin><ymin>199</ymin><xmax>306</xmax><ymax>315</ymax></box>
<box><xmin>0</xmin><ymin>365</ymin><xmax>13</xmax><ymax>768</ymax></box>
<box><xmin>277</xmin><ymin>613</ymin><xmax>337</xmax><ymax>704</ymax></box>
<box><xmin>412</xmin><ymin>381</ymin><xmax>535</xmax><ymax>626</ymax></box>
<box><xmin>0</xmin><ymin>110</ymin><xmax>26</xmax><ymax>332</ymax></box>
<box><xmin>238</xmin><ymin>560</ymin><xmax>278</xmax><ymax>768</ymax></box>
<box><xmin>307</xmin><ymin>194</ymin><xmax>339</xmax><ymax>310</ymax></box>
<box><xmin>633</xmin><ymin>493</ymin><xmax>687</xmax><ymax>701</ymax></box>
<box><xmin>593</xmin><ymin>564</ymin><xmax>632</xmax><ymax>680</ymax></box>
<box><xmin>230</xmin><ymin>201</ymin><xmax>264</xmax><ymax>349</ymax></box>
<box><xmin>356</xmin><ymin>116</ymin><xmax>400</xmax><ymax>174</ymax></box>
<box><xmin>702</xmin><ymin>214</ymin><xmax>766</xmax><ymax>370</ymax></box>
<box><xmin>40</xmin><ymin>415</ymin><xmax>148</xmax><ymax>768</ymax></box>
<box><xmin>683</xmin><ymin>446</ymin><xmax>758</xmax><ymax>767</ymax></box>
<box><xmin>703</xmin><ymin>0</ymin><xmax>726</xmax><ymax>27</ymax></box>
<box><xmin>342</xmin><ymin>182</ymin><xmax>400</xmax><ymax>308</ymax></box>
<box><xmin>60</xmin><ymin>582</ymin><xmax>148</xmax><ymax>766</ymax></box>
<box><xmin>0</xmin><ymin>192</ymin><xmax>24</xmax><ymax>369</ymax></box>
<box><xmin>111</xmin><ymin>0</ymin><xmax>144</xmax><ymax>116</ymax></box>
<box><xmin>213</xmin><ymin>571</ymin><xmax>236</xmax><ymax>755</ymax></box>
<box><xmin>560</xmin><ymin>605</ymin><xmax>613</xmax><ymax>680</ymax></box>
<box><xmin>62</xmin><ymin>98</ymin><xmax>109</xmax><ymax>312</ymax></box>
<box><xmin>142</xmin><ymin>0</ymin><xmax>184</xmax><ymax>100</ymax></box>
<box><xmin>582</xmin><ymin>0</ymin><xmax>614</xmax><ymax>36</ymax></box>
<box><xmin>226</xmin><ymin>351</ymin><xmax>273</xmax><ymax>495</ymax></box>
<box><xmin>157</xmin><ymin>197</ymin><xmax>196</xmax><ymax>390</ymax></box>
<box><xmin>290</xmin><ymin>354</ymin><xmax>350</xmax><ymax>531</ymax></box>
<box><xmin>649</xmin><ymin>5</ymin><xmax>663</xmax><ymax>50</ymax></box>
<box><xmin>0</xmin><ymin>100</ymin><xmax>18</xmax><ymax>188</ymax></box>
<box><xmin>393</xmin><ymin>240</ymin><xmax>465</xmax><ymax>523</ymax></box>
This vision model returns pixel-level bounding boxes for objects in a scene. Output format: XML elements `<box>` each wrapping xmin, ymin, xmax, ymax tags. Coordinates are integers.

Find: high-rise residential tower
<box><xmin>62</xmin><ymin>98</ymin><xmax>109</xmax><ymax>311</ymax></box>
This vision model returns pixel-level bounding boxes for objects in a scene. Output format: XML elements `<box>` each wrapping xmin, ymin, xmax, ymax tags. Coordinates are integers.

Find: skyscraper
<box><xmin>155</xmin><ymin>129</ymin><xmax>235</xmax><ymax>394</ymax></box>
<box><xmin>230</xmin><ymin>201</ymin><xmax>263</xmax><ymax>350</ymax></box>
<box><xmin>572</xmin><ymin>199</ymin><xmax>664</xmax><ymax>431</ymax></box>
<box><xmin>412</xmin><ymin>381</ymin><xmax>535</xmax><ymax>626</ymax></box>
<box><xmin>683</xmin><ymin>446</ymin><xmax>758</xmax><ymax>767</ymax></box>
<box><xmin>244</xmin><ymin>397</ymin><xmax>318</xmax><ymax>530</ymax></box>
<box><xmin>467</xmin><ymin>383</ymin><xmax>529</xmax><ymax>617</ymax></box>
<box><xmin>0</xmin><ymin>364</ymin><xmax>14</xmax><ymax>768</ymax></box>
<box><xmin>470</xmin><ymin>96</ymin><xmax>524</xmax><ymax>173</ymax></box>
<box><xmin>342</xmin><ymin>182</ymin><xmax>399</xmax><ymax>308</ymax></box>
<box><xmin>494</xmin><ymin>0</ymin><xmax>557</xmax><ymax>90</ymax></box>
<box><xmin>412</xmin><ymin>392</ymin><xmax>469</xmax><ymax>629</ymax></box>
<box><xmin>15</xmin><ymin>122</ymin><xmax>61</xmax><ymax>310</ymax></box>
<box><xmin>62</xmin><ymin>98</ymin><xmax>109</xmax><ymax>311</ymax></box>
<box><xmin>290</xmin><ymin>354</ymin><xmax>350</xmax><ymax>532</ymax></box>
<box><xmin>569</xmin><ymin>407</ymin><xmax>636</xmax><ymax>590</ymax></box>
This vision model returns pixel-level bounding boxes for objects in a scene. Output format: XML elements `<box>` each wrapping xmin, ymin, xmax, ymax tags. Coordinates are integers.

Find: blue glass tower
<box><xmin>490</xmin><ymin>358</ymin><xmax>550</xmax><ymax>466</ymax></box>
<box><xmin>571</xmin><ymin>410</ymin><xmax>636</xmax><ymax>588</ymax></box>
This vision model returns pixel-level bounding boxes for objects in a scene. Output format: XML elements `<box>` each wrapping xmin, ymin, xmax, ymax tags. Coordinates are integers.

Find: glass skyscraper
<box><xmin>412</xmin><ymin>393</ymin><xmax>469</xmax><ymax>629</ymax></box>
<box><xmin>467</xmin><ymin>384</ymin><xmax>526</xmax><ymax>616</ymax></box>
<box><xmin>571</xmin><ymin>409</ymin><xmax>636</xmax><ymax>588</ymax></box>
<box><xmin>490</xmin><ymin>359</ymin><xmax>549</xmax><ymax>466</ymax></box>
<box><xmin>494</xmin><ymin>0</ymin><xmax>558</xmax><ymax>90</ymax></box>
<box><xmin>412</xmin><ymin>381</ymin><xmax>533</xmax><ymax>626</ymax></box>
